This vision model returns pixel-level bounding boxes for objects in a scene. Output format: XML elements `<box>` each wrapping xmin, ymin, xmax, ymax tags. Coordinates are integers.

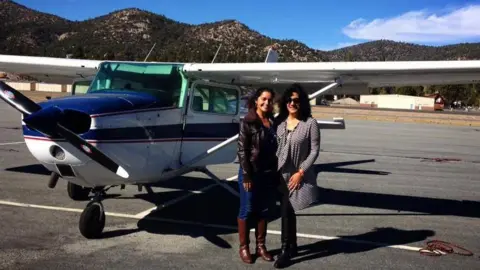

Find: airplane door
<box><xmin>180</xmin><ymin>81</ymin><xmax>241</xmax><ymax>166</ymax></box>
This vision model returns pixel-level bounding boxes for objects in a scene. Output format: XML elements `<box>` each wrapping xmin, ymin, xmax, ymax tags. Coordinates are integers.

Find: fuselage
<box><xmin>22</xmin><ymin>61</ymin><xmax>241</xmax><ymax>187</ymax></box>
<box><xmin>23</xmin><ymin>93</ymin><xmax>182</xmax><ymax>186</ymax></box>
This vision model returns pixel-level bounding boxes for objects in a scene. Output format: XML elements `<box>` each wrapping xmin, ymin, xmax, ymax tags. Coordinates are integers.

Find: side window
<box><xmin>191</xmin><ymin>84</ymin><xmax>238</xmax><ymax>115</ymax></box>
<box><xmin>72</xmin><ymin>80</ymin><xmax>92</xmax><ymax>95</ymax></box>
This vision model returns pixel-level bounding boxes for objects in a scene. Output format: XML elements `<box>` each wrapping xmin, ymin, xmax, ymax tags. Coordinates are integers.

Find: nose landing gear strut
<box><xmin>79</xmin><ymin>188</ymin><xmax>106</xmax><ymax>239</ymax></box>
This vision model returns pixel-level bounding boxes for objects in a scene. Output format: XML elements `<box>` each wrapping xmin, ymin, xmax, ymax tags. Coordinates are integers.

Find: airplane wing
<box><xmin>182</xmin><ymin>60</ymin><xmax>480</xmax><ymax>130</ymax></box>
<box><xmin>182</xmin><ymin>60</ymin><xmax>480</xmax><ymax>89</ymax></box>
<box><xmin>0</xmin><ymin>46</ymin><xmax>280</xmax><ymax>85</ymax></box>
<box><xmin>0</xmin><ymin>55</ymin><xmax>102</xmax><ymax>84</ymax></box>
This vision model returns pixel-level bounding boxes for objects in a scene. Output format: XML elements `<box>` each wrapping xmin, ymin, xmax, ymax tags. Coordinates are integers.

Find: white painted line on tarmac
<box><xmin>0</xmin><ymin>199</ymin><xmax>426</xmax><ymax>253</ymax></box>
<box><xmin>134</xmin><ymin>183</ymin><xmax>218</xmax><ymax>218</ymax></box>
<box><xmin>133</xmin><ymin>206</ymin><xmax>157</xmax><ymax>219</ymax></box>
<box><xmin>0</xmin><ymin>141</ymin><xmax>25</xmax><ymax>146</ymax></box>
<box><xmin>264</xmin><ymin>230</ymin><xmax>422</xmax><ymax>252</ymax></box>
<box><xmin>0</xmin><ymin>199</ymin><xmax>137</xmax><ymax>219</ymax></box>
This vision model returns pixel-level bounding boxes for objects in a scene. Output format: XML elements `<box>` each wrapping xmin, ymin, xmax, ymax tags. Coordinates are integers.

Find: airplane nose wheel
<box><xmin>79</xmin><ymin>189</ymin><xmax>106</xmax><ymax>239</ymax></box>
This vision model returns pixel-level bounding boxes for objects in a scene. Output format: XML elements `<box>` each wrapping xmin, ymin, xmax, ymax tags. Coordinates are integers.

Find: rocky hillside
<box><xmin>328</xmin><ymin>40</ymin><xmax>480</xmax><ymax>61</ymax></box>
<box><xmin>0</xmin><ymin>0</ymin><xmax>72</xmax><ymax>56</ymax></box>
<box><xmin>0</xmin><ymin>1</ymin><xmax>328</xmax><ymax>62</ymax></box>
<box><xmin>1</xmin><ymin>0</ymin><xmax>478</xmax><ymax>63</ymax></box>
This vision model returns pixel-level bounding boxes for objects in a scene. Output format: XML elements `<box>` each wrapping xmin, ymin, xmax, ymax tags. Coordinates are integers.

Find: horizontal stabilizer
<box><xmin>317</xmin><ymin>118</ymin><xmax>345</xmax><ymax>129</ymax></box>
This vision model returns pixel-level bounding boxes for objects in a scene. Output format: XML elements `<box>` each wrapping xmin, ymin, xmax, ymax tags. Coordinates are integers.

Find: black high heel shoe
<box><xmin>273</xmin><ymin>244</ymin><xmax>293</xmax><ymax>268</ymax></box>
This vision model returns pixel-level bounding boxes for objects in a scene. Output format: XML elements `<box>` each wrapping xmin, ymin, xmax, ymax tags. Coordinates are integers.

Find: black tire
<box><xmin>79</xmin><ymin>201</ymin><xmax>105</xmax><ymax>239</ymax></box>
<box><xmin>67</xmin><ymin>182</ymin><xmax>91</xmax><ymax>201</ymax></box>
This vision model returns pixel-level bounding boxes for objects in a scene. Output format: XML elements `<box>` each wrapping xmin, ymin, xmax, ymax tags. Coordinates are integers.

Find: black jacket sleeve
<box><xmin>237</xmin><ymin>121</ymin><xmax>253</xmax><ymax>181</ymax></box>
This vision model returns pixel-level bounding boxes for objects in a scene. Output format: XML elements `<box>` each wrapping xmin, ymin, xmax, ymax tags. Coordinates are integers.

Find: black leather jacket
<box><xmin>237</xmin><ymin>110</ymin><xmax>277</xmax><ymax>182</ymax></box>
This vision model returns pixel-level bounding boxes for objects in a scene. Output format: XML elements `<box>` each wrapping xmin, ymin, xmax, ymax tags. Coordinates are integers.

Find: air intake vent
<box><xmin>56</xmin><ymin>164</ymin><xmax>76</xmax><ymax>177</ymax></box>
<box><xmin>60</xmin><ymin>109</ymin><xmax>91</xmax><ymax>134</ymax></box>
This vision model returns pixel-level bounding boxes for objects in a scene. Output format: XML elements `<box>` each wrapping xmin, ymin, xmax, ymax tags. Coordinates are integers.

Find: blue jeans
<box><xmin>237</xmin><ymin>166</ymin><xmax>277</xmax><ymax>220</ymax></box>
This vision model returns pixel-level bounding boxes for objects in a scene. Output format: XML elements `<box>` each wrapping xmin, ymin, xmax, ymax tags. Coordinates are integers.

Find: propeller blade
<box><xmin>55</xmin><ymin>124</ymin><xmax>129</xmax><ymax>179</ymax></box>
<box><xmin>0</xmin><ymin>81</ymin><xmax>41</xmax><ymax>115</ymax></box>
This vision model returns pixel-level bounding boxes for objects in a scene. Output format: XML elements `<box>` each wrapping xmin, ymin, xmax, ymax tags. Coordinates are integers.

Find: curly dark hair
<box><xmin>276</xmin><ymin>83</ymin><xmax>311</xmax><ymax>122</ymax></box>
<box><xmin>246</xmin><ymin>86</ymin><xmax>276</xmax><ymax>117</ymax></box>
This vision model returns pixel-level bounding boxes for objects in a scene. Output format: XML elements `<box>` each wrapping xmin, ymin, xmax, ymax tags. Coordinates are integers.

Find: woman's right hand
<box><xmin>243</xmin><ymin>179</ymin><xmax>252</xmax><ymax>192</ymax></box>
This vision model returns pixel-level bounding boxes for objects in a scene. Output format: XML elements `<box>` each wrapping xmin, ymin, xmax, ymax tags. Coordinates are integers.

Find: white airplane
<box><xmin>1</xmin><ymin>48</ymin><xmax>480</xmax><ymax>239</ymax></box>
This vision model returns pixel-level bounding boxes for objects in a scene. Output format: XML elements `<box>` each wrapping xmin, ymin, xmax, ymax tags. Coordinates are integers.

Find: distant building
<box><xmin>359</xmin><ymin>94</ymin><xmax>439</xmax><ymax>111</ymax></box>
<box><xmin>424</xmin><ymin>93</ymin><xmax>445</xmax><ymax>111</ymax></box>
<box><xmin>2</xmin><ymin>81</ymin><xmax>71</xmax><ymax>93</ymax></box>
<box><xmin>330</xmin><ymin>97</ymin><xmax>359</xmax><ymax>106</ymax></box>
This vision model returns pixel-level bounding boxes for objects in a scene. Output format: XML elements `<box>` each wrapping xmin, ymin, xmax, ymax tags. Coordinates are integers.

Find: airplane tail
<box><xmin>264</xmin><ymin>45</ymin><xmax>279</xmax><ymax>63</ymax></box>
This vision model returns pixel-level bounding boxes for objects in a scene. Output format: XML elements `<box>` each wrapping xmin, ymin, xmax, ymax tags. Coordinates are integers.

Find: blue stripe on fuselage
<box><xmin>22</xmin><ymin>123</ymin><xmax>239</xmax><ymax>142</ymax></box>
<box><xmin>36</xmin><ymin>91</ymin><xmax>165</xmax><ymax>116</ymax></box>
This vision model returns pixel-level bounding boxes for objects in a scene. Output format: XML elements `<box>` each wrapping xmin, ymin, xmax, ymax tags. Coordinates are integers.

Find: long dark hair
<box><xmin>246</xmin><ymin>87</ymin><xmax>276</xmax><ymax>119</ymax></box>
<box><xmin>276</xmin><ymin>83</ymin><xmax>311</xmax><ymax>123</ymax></box>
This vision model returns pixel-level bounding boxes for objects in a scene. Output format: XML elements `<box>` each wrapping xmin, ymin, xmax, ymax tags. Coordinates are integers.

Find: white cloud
<box><xmin>342</xmin><ymin>5</ymin><xmax>480</xmax><ymax>43</ymax></box>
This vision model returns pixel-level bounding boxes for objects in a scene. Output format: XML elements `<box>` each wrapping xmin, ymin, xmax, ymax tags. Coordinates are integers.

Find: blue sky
<box><xmin>16</xmin><ymin>0</ymin><xmax>480</xmax><ymax>50</ymax></box>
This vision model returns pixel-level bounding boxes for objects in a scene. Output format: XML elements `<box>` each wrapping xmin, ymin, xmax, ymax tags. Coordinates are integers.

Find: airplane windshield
<box><xmin>88</xmin><ymin>62</ymin><xmax>186</xmax><ymax>107</ymax></box>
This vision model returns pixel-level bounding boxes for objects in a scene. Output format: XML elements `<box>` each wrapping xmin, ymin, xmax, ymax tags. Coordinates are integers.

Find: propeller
<box><xmin>0</xmin><ymin>81</ymin><xmax>129</xmax><ymax>179</ymax></box>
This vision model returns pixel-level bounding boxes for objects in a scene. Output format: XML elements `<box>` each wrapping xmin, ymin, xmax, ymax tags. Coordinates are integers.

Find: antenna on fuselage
<box><xmin>144</xmin><ymin>43</ymin><xmax>157</xmax><ymax>62</ymax></box>
<box><xmin>211</xmin><ymin>44</ymin><xmax>222</xmax><ymax>63</ymax></box>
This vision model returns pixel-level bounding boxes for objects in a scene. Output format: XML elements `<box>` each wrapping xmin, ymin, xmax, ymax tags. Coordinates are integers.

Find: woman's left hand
<box><xmin>288</xmin><ymin>172</ymin><xmax>303</xmax><ymax>191</ymax></box>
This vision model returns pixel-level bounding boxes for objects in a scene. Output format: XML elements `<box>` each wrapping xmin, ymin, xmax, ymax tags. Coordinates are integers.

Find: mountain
<box><xmin>0</xmin><ymin>0</ymin><xmax>72</xmax><ymax>56</ymax></box>
<box><xmin>328</xmin><ymin>40</ymin><xmax>480</xmax><ymax>61</ymax></box>
<box><xmin>1</xmin><ymin>0</ymin><xmax>479</xmax><ymax>63</ymax></box>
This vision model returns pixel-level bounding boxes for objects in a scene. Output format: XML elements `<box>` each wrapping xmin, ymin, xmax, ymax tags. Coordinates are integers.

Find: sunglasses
<box><xmin>286</xmin><ymin>97</ymin><xmax>300</xmax><ymax>104</ymax></box>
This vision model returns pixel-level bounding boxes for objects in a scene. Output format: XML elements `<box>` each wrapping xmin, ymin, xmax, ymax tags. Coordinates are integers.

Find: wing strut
<box><xmin>158</xmin><ymin>134</ymin><xmax>239</xmax><ymax>181</ymax></box>
<box><xmin>305</xmin><ymin>81</ymin><xmax>346</xmax><ymax>130</ymax></box>
<box><xmin>308</xmin><ymin>81</ymin><xmax>341</xmax><ymax>100</ymax></box>
<box><xmin>317</xmin><ymin>118</ymin><xmax>345</xmax><ymax>129</ymax></box>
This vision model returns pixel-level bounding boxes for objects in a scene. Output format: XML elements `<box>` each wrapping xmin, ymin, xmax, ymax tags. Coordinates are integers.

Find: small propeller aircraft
<box><xmin>1</xmin><ymin>47</ymin><xmax>480</xmax><ymax>239</ymax></box>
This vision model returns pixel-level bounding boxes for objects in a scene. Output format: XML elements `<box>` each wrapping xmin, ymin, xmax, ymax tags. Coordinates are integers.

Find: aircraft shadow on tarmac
<box><xmin>4</xmin><ymin>159</ymin><xmax>480</xmax><ymax>221</ymax></box>
<box><xmin>308</xmin><ymin>159</ymin><xmax>480</xmax><ymax>219</ymax></box>
<box><xmin>99</xmin><ymin>175</ymin><xmax>249</xmax><ymax>249</ymax></box>
<box><xmin>4</xmin><ymin>160</ymin><xmax>479</xmax><ymax>257</ymax></box>
<box><xmin>4</xmin><ymin>164</ymin><xmax>50</xmax><ymax>175</ymax></box>
<box><xmin>313</xmin><ymin>159</ymin><xmax>391</xmax><ymax>176</ymax></box>
<box><xmin>101</xmin><ymin>175</ymin><xmax>437</xmax><ymax>267</ymax></box>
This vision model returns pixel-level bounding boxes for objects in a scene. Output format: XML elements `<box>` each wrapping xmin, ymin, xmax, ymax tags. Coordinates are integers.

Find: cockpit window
<box><xmin>88</xmin><ymin>62</ymin><xmax>186</xmax><ymax>108</ymax></box>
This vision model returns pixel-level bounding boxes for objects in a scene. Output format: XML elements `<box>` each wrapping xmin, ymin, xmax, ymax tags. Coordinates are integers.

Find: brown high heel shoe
<box><xmin>255</xmin><ymin>218</ymin><xmax>273</xmax><ymax>261</ymax></box>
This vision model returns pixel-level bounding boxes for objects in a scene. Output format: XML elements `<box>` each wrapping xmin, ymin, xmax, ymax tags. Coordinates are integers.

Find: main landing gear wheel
<box><xmin>79</xmin><ymin>199</ymin><xmax>105</xmax><ymax>239</ymax></box>
<box><xmin>67</xmin><ymin>182</ymin><xmax>91</xmax><ymax>201</ymax></box>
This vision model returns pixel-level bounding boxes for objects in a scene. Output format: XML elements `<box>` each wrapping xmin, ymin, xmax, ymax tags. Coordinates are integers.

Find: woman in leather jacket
<box><xmin>236</xmin><ymin>87</ymin><xmax>278</xmax><ymax>264</ymax></box>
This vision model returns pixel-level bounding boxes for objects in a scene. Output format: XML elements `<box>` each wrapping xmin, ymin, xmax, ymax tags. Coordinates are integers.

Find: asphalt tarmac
<box><xmin>0</xmin><ymin>101</ymin><xmax>479</xmax><ymax>270</ymax></box>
